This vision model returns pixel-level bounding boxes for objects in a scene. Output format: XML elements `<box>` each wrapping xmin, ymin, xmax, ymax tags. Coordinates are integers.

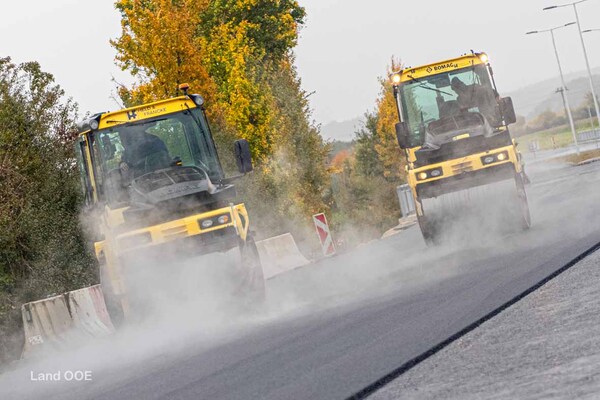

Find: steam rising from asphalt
<box><xmin>4</xmin><ymin>155</ymin><xmax>600</xmax><ymax>400</ymax></box>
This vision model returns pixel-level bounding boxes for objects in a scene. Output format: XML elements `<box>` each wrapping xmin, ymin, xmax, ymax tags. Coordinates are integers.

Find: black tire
<box><xmin>417</xmin><ymin>213</ymin><xmax>439</xmax><ymax>247</ymax></box>
<box><xmin>99</xmin><ymin>264</ymin><xmax>125</xmax><ymax>328</ymax></box>
<box><xmin>515</xmin><ymin>173</ymin><xmax>532</xmax><ymax>230</ymax></box>
<box><xmin>102</xmin><ymin>288</ymin><xmax>125</xmax><ymax>328</ymax></box>
<box><xmin>238</xmin><ymin>232</ymin><xmax>266</xmax><ymax>306</ymax></box>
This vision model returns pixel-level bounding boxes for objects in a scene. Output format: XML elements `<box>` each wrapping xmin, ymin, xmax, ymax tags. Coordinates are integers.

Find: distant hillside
<box><xmin>320</xmin><ymin>117</ymin><xmax>362</xmax><ymax>142</ymax></box>
<box><xmin>507</xmin><ymin>67</ymin><xmax>600</xmax><ymax>119</ymax></box>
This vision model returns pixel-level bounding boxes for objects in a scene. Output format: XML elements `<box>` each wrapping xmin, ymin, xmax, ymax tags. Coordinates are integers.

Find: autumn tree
<box><xmin>112</xmin><ymin>0</ymin><xmax>214</xmax><ymax>106</ymax></box>
<box><xmin>373</xmin><ymin>60</ymin><xmax>406</xmax><ymax>181</ymax></box>
<box><xmin>198</xmin><ymin>0</ymin><xmax>306</xmax><ymax>161</ymax></box>
<box><xmin>329</xmin><ymin>131</ymin><xmax>401</xmax><ymax>241</ymax></box>
<box><xmin>111</xmin><ymin>0</ymin><xmax>330</xmax><ymax>243</ymax></box>
<box><xmin>329</xmin><ymin>64</ymin><xmax>406</xmax><ymax>242</ymax></box>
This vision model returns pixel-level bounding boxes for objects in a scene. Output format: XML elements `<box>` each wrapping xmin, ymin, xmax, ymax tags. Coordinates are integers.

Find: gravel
<box><xmin>371</xmin><ymin>248</ymin><xmax>600</xmax><ymax>400</ymax></box>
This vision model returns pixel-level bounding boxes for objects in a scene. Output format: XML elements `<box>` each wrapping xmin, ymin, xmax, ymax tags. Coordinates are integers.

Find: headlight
<box><xmin>416</xmin><ymin>168</ymin><xmax>442</xmax><ymax>181</ymax></box>
<box><xmin>190</xmin><ymin>94</ymin><xmax>205</xmax><ymax>106</ymax></box>
<box><xmin>391</xmin><ymin>73</ymin><xmax>401</xmax><ymax>84</ymax></box>
<box><xmin>430</xmin><ymin>169</ymin><xmax>442</xmax><ymax>177</ymax></box>
<box><xmin>89</xmin><ymin>119</ymin><xmax>99</xmax><ymax>130</ymax></box>
<box><xmin>200</xmin><ymin>214</ymin><xmax>230</xmax><ymax>229</ymax></box>
<box><xmin>479</xmin><ymin>53</ymin><xmax>489</xmax><ymax>63</ymax></box>
<box><xmin>481</xmin><ymin>151</ymin><xmax>509</xmax><ymax>165</ymax></box>
<box><xmin>200</xmin><ymin>219</ymin><xmax>213</xmax><ymax>229</ymax></box>
<box><xmin>483</xmin><ymin>155</ymin><xmax>495</xmax><ymax>165</ymax></box>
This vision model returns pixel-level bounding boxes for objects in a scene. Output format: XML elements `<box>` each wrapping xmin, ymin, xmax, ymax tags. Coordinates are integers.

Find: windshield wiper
<box><xmin>407</xmin><ymin>75</ymin><xmax>453</xmax><ymax>96</ymax></box>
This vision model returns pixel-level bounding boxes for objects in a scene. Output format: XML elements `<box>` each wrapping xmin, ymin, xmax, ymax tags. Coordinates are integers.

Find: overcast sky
<box><xmin>2</xmin><ymin>0</ymin><xmax>600</xmax><ymax>125</ymax></box>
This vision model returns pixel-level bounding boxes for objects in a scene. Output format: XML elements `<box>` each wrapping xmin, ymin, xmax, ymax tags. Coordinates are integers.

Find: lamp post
<box><xmin>582</xmin><ymin>29</ymin><xmax>600</xmax><ymax>132</ymax></box>
<box><xmin>544</xmin><ymin>1</ymin><xmax>600</xmax><ymax>132</ymax></box>
<box><xmin>526</xmin><ymin>22</ymin><xmax>580</xmax><ymax>154</ymax></box>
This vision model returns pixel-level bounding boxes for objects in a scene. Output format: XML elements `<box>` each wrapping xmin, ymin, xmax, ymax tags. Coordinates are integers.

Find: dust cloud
<box><xmin>3</xmin><ymin>156</ymin><xmax>600</xmax><ymax>400</ymax></box>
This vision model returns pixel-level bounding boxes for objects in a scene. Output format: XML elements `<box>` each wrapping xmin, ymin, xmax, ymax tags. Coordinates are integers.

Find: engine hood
<box><xmin>129</xmin><ymin>166</ymin><xmax>218</xmax><ymax>205</ymax></box>
<box><xmin>121</xmin><ymin>166</ymin><xmax>236</xmax><ymax>228</ymax></box>
<box><xmin>419</xmin><ymin>112</ymin><xmax>494</xmax><ymax>151</ymax></box>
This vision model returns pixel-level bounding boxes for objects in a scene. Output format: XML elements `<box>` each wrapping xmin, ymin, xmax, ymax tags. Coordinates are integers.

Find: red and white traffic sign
<box><xmin>313</xmin><ymin>213</ymin><xmax>336</xmax><ymax>256</ymax></box>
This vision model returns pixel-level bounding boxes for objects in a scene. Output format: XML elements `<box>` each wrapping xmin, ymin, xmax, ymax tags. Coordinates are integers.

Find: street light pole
<box><xmin>545</xmin><ymin>1</ymin><xmax>600</xmax><ymax>133</ymax></box>
<box><xmin>526</xmin><ymin>23</ymin><xmax>580</xmax><ymax>154</ymax></box>
<box><xmin>550</xmin><ymin>29</ymin><xmax>580</xmax><ymax>154</ymax></box>
<box><xmin>583</xmin><ymin>28</ymin><xmax>600</xmax><ymax>130</ymax></box>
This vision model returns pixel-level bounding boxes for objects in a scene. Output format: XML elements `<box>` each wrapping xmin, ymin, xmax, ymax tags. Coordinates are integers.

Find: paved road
<box><xmin>4</xmin><ymin>161</ymin><xmax>600</xmax><ymax>400</ymax></box>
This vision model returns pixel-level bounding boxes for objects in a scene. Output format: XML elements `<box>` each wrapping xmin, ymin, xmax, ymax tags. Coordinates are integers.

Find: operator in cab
<box><xmin>450</xmin><ymin>77</ymin><xmax>499</xmax><ymax>126</ymax></box>
<box><xmin>119</xmin><ymin>127</ymin><xmax>170</xmax><ymax>180</ymax></box>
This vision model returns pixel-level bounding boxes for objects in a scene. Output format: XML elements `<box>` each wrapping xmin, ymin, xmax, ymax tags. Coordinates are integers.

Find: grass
<box><xmin>517</xmin><ymin>119</ymin><xmax>598</xmax><ymax>153</ymax></box>
<box><xmin>556</xmin><ymin>149</ymin><xmax>600</xmax><ymax>165</ymax></box>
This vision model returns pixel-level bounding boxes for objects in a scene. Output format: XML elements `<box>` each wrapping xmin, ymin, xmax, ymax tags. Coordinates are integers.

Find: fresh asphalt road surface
<box><xmin>4</xmin><ymin>160</ymin><xmax>600</xmax><ymax>400</ymax></box>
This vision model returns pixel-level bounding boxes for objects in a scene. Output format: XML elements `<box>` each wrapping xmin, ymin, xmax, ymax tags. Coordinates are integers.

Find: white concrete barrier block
<box><xmin>256</xmin><ymin>233</ymin><xmax>310</xmax><ymax>280</ymax></box>
<box><xmin>21</xmin><ymin>285</ymin><xmax>115</xmax><ymax>359</ymax></box>
<box><xmin>21</xmin><ymin>294</ymin><xmax>75</xmax><ymax>358</ymax></box>
<box><xmin>68</xmin><ymin>285</ymin><xmax>115</xmax><ymax>337</ymax></box>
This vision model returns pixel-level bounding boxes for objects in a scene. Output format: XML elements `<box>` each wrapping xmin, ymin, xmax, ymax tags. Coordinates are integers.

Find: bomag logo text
<box><xmin>433</xmin><ymin>63</ymin><xmax>459</xmax><ymax>72</ymax></box>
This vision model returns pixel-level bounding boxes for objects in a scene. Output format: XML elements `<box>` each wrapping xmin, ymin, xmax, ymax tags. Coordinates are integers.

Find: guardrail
<box><xmin>578</xmin><ymin>129</ymin><xmax>600</xmax><ymax>143</ymax></box>
<box><xmin>396</xmin><ymin>184</ymin><xmax>415</xmax><ymax>218</ymax></box>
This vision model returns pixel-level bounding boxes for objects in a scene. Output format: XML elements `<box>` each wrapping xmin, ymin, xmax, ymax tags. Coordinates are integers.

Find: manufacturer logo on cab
<box><xmin>433</xmin><ymin>63</ymin><xmax>459</xmax><ymax>72</ymax></box>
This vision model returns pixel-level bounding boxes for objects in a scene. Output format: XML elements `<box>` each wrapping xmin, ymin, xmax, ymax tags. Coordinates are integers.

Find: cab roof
<box><xmin>399</xmin><ymin>53</ymin><xmax>487</xmax><ymax>83</ymax></box>
<box><xmin>77</xmin><ymin>95</ymin><xmax>200</xmax><ymax>135</ymax></box>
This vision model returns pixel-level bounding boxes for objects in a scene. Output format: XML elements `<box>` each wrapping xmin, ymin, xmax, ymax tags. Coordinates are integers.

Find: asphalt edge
<box><xmin>347</xmin><ymin>239</ymin><xmax>600</xmax><ymax>400</ymax></box>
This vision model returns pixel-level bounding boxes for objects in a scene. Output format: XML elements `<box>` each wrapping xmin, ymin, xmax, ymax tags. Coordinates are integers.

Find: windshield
<box><xmin>92</xmin><ymin>108</ymin><xmax>223</xmax><ymax>204</ymax></box>
<box><xmin>400</xmin><ymin>64</ymin><xmax>500</xmax><ymax>142</ymax></box>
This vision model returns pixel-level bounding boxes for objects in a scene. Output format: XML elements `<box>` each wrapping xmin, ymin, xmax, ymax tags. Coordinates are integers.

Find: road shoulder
<box><xmin>371</xmin><ymin>248</ymin><xmax>600</xmax><ymax>400</ymax></box>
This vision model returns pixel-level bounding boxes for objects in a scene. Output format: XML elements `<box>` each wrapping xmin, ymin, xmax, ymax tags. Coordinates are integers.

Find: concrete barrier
<box><xmin>256</xmin><ymin>233</ymin><xmax>310</xmax><ymax>279</ymax></box>
<box><xmin>68</xmin><ymin>285</ymin><xmax>115</xmax><ymax>338</ymax></box>
<box><xmin>382</xmin><ymin>215</ymin><xmax>418</xmax><ymax>238</ymax></box>
<box><xmin>21</xmin><ymin>294</ymin><xmax>76</xmax><ymax>358</ymax></box>
<box><xmin>21</xmin><ymin>285</ymin><xmax>114</xmax><ymax>358</ymax></box>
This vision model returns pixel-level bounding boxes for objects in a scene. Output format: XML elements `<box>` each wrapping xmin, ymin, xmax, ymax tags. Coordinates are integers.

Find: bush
<box><xmin>0</xmin><ymin>58</ymin><xmax>96</xmax><ymax>364</ymax></box>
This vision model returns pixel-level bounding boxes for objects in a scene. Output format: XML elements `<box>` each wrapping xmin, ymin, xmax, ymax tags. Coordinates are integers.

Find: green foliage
<box><xmin>328</xmin><ymin>61</ymin><xmax>409</xmax><ymax>244</ymax></box>
<box><xmin>112</xmin><ymin>0</ymin><xmax>307</xmax><ymax>163</ymax></box>
<box><xmin>330</xmin><ymin>111</ymin><xmax>403</xmax><ymax>244</ymax></box>
<box><xmin>199</xmin><ymin>0</ymin><xmax>305</xmax><ymax>66</ymax></box>
<box><xmin>237</xmin><ymin>59</ymin><xmax>331</xmax><ymax>248</ymax></box>
<box><xmin>0</xmin><ymin>57</ymin><xmax>96</xmax><ymax>364</ymax></box>
<box><xmin>354</xmin><ymin>113</ymin><xmax>384</xmax><ymax>177</ymax></box>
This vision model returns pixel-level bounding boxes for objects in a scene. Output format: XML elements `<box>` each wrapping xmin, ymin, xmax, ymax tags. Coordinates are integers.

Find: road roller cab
<box><xmin>390</xmin><ymin>52</ymin><xmax>530</xmax><ymax>245</ymax></box>
<box><xmin>75</xmin><ymin>85</ymin><xmax>264</xmax><ymax>323</ymax></box>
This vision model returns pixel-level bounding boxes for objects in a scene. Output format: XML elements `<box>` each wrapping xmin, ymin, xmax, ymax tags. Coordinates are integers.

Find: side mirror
<box><xmin>395</xmin><ymin>122</ymin><xmax>411</xmax><ymax>149</ymax></box>
<box><xmin>234</xmin><ymin>139</ymin><xmax>253</xmax><ymax>173</ymax></box>
<box><xmin>499</xmin><ymin>97</ymin><xmax>517</xmax><ymax>125</ymax></box>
